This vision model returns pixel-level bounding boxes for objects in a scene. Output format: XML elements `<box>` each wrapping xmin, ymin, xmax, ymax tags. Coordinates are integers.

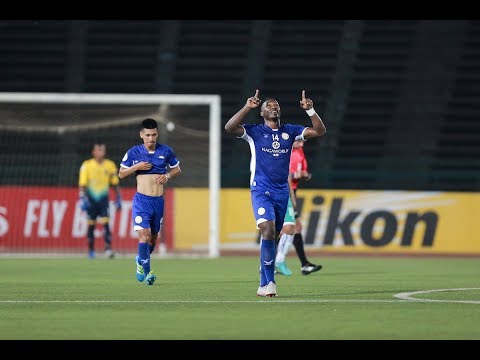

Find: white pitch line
<box><xmin>0</xmin><ymin>299</ymin><xmax>403</xmax><ymax>303</ymax></box>
<box><xmin>394</xmin><ymin>288</ymin><xmax>480</xmax><ymax>304</ymax></box>
<box><xmin>1</xmin><ymin>288</ymin><xmax>479</xmax><ymax>304</ymax></box>
<box><xmin>0</xmin><ymin>298</ymin><xmax>474</xmax><ymax>304</ymax></box>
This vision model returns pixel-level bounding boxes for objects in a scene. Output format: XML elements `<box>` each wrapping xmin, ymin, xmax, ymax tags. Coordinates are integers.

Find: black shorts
<box><xmin>87</xmin><ymin>198</ymin><xmax>110</xmax><ymax>220</ymax></box>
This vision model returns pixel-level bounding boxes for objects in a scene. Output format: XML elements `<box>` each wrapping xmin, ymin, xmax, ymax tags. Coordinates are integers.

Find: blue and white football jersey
<box><xmin>239</xmin><ymin>123</ymin><xmax>306</xmax><ymax>192</ymax></box>
<box><xmin>120</xmin><ymin>143</ymin><xmax>180</xmax><ymax>175</ymax></box>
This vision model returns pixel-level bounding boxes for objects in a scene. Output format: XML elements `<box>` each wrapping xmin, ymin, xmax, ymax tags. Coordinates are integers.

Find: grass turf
<box><xmin>0</xmin><ymin>256</ymin><xmax>479</xmax><ymax>340</ymax></box>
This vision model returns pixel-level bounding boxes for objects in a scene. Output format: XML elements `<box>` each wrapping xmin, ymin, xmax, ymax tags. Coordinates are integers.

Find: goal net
<box><xmin>0</xmin><ymin>92</ymin><xmax>221</xmax><ymax>258</ymax></box>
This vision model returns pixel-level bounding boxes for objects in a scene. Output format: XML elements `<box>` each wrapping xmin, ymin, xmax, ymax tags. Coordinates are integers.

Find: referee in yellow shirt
<box><xmin>78</xmin><ymin>141</ymin><xmax>122</xmax><ymax>259</ymax></box>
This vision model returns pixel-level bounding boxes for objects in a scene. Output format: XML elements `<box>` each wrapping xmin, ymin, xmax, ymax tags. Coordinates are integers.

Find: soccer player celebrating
<box><xmin>118</xmin><ymin>118</ymin><xmax>181</xmax><ymax>285</ymax></box>
<box><xmin>78</xmin><ymin>142</ymin><xmax>122</xmax><ymax>259</ymax></box>
<box><xmin>225</xmin><ymin>90</ymin><xmax>326</xmax><ymax>297</ymax></box>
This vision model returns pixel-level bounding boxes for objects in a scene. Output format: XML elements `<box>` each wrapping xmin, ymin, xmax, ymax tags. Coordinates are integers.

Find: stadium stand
<box><xmin>0</xmin><ymin>19</ymin><xmax>478</xmax><ymax>191</ymax></box>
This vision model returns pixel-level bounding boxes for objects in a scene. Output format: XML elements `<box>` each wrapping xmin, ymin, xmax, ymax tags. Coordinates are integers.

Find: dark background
<box><xmin>0</xmin><ymin>20</ymin><xmax>478</xmax><ymax>191</ymax></box>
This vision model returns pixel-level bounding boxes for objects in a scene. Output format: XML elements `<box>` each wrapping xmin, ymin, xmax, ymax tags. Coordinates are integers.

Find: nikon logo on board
<box><xmin>298</xmin><ymin>194</ymin><xmax>439</xmax><ymax>248</ymax></box>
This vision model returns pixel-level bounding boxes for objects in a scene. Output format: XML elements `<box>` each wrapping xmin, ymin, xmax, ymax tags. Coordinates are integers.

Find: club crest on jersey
<box><xmin>281</xmin><ymin>133</ymin><xmax>289</xmax><ymax>140</ymax></box>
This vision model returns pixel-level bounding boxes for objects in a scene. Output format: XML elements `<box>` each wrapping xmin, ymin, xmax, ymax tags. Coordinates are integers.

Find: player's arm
<box><xmin>78</xmin><ymin>186</ymin><xmax>90</xmax><ymax>212</ymax></box>
<box><xmin>109</xmin><ymin>163</ymin><xmax>122</xmax><ymax>209</ymax></box>
<box><xmin>156</xmin><ymin>150</ymin><xmax>182</xmax><ymax>185</ymax></box>
<box><xmin>156</xmin><ymin>164</ymin><xmax>181</xmax><ymax>185</ymax></box>
<box><xmin>300</xmin><ymin>156</ymin><xmax>312</xmax><ymax>181</ymax></box>
<box><xmin>118</xmin><ymin>165</ymin><xmax>135</xmax><ymax>179</ymax></box>
<box><xmin>167</xmin><ymin>164</ymin><xmax>181</xmax><ymax>180</ymax></box>
<box><xmin>78</xmin><ymin>163</ymin><xmax>90</xmax><ymax>211</ymax></box>
<box><xmin>302</xmin><ymin>171</ymin><xmax>312</xmax><ymax>181</ymax></box>
<box><xmin>112</xmin><ymin>184</ymin><xmax>122</xmax><ymax>209</ymax></box>
<box><xmin>118</xmin><ymin>161</ymin><xmax>151</xmax><ymax>179</ymax></box>
<box><xmin>112</xmin><ymin>185</ymin><xmax>121</xmax><ymax>198</ymax></box>
<box><xmin>299</xmin><ymin>90</ymin><xmax>327</xmax><ymax>140</ymax></box>
<box><xmin>78</xmin><ymin>162</ymin><xmax>87</xmax><ymax>189</ymax></box>
<box><xmin>79</xmin><ymin>186</ymin><xmax>87</xmax><ymax>201</ymax></box>
<box><xmin>225</xmin><ymin>89</ymin><xmax>261</xmax><ymax>136</ymax></box>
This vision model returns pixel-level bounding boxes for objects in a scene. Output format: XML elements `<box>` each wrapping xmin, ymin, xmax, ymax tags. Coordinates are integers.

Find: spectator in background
<box><xmin>78</xmin><ymin>141</ymin><xmax>122</xmax><ymax>259</ymax></box>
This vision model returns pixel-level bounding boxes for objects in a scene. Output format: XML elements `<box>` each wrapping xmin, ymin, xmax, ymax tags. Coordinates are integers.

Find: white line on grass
<box><xmin>0</xmin><ymin>299</ymin><xmax>404</xmax><ymax>303</ymax></box>
<box><xmin>1</xmin><ymin>288</ymin><xmax>478</xmax><ymax>304</ymax></box>
<box><xmin>0</xmin><ymin>298</ymin><xmax>477</xmax><ymax>304</ymax></box>
<box><xmin>394</xmin><ymin>288</ymin><xmax>480</xmax><ymax>304</ymax></box>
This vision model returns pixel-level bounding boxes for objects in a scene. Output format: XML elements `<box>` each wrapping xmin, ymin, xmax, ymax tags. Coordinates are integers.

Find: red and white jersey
<box><xmin>289</xmin><ymin>147</ymin><xmax>308</xmax><ymax>190</ymax></box>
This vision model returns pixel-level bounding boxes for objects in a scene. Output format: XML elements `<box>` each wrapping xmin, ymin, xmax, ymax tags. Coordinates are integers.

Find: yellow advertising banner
<box><xmin>172</xmin><ymin>188</ymin><xmax>210</xmax><ymax>250</ymax></box>
<box><xmin>173</xmin><ymin>188</ymin><xmax>480</xmax><ymax>255</ymax></box>
<box><xmin>173</xmin><ymin>188</ymin><xmax>255</xmax><ymax>251</ymax></box>
<box><xmin>296</xmin><ymin>189</ymin><xmax>480</xmax><ymax>255</ymax></box>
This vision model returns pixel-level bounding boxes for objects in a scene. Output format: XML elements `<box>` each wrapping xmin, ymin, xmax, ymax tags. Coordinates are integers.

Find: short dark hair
<box><xmin>141</xmin><ymin>118</ymin><xmax>158</xmax><ymax>130</ymax></box>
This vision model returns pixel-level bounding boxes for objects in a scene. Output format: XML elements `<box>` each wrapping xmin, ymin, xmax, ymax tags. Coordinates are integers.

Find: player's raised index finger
<box><xmin>254</xmin><ymin>89</ymin><xmax>259</xmax><ymax>98</ymax></box>
<box><xmin>301</xmin><ymin>90</ymin><xmax>306</xmax><ymax>100</ymax></box>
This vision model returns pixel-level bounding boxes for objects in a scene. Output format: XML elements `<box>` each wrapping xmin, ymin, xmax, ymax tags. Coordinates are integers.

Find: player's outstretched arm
<box><xmin>299</xmin><ymin>90</ymin><xmax>327</xmax><ymax>139</ymax></box>
<box><xmin>225</xmin><ymin>89</ymin><xmax>261</xmax><ymax>136</ymax></box>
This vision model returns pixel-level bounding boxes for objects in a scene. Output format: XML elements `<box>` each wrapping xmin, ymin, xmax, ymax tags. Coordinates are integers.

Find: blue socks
<box><xmin>260</xmin><ymin>239</ymin><xmax>276</xmax><ymax>285</ymax></box>
<box><xmin>149</xmin><ymin>244</ymin><xmax>155</xmax><ymax>254</ymax></box>
<box><xmin>138</xmin><ymin>242</ymin><xmax>150</xmax><ymax>275</ymax></box>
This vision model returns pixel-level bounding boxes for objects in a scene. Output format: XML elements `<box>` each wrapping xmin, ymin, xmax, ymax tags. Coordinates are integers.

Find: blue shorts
<box><xmin>250</xmin><ymin>189</ymin><xmax>289</xmax><ymax>233</ymax></box>
<box><xmin>132</xmin><ymin>192</ymin><xmax>164</xmax><ymax>235</ymax></box>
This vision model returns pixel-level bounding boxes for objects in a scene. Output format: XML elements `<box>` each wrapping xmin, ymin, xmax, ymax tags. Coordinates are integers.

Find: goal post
<box><xmin>0</xmin><ymin>92</ymin><xmax>221</xmax><ymax>258</ymax></box>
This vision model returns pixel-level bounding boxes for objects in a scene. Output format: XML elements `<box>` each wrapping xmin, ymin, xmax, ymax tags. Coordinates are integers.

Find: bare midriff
<box><xmin>136</xmin><ymin>174</ymin><xmax>163</xmax><ymax>197</ymax></box>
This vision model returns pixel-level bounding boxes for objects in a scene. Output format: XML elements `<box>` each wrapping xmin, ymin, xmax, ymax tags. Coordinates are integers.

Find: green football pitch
<box><xmin>0</xmin><ymin>255</ymin><xmax>479</xmax><ymax>340</ymax></box>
